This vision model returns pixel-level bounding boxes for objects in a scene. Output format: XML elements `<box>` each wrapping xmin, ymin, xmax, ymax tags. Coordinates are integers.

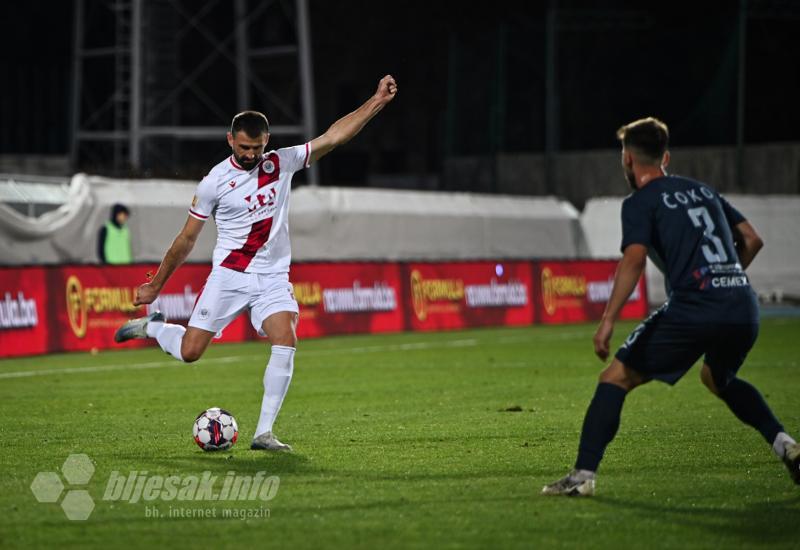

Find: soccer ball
<box><xmin>193</xmin><ymin>407</ymin><xmax>238</xmax><ymax>451</ymax></box>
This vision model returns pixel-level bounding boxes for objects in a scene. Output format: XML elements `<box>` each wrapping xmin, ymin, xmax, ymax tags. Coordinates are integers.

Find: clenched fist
<box><xmin>375</xmin><ymin>75</ymin><xmax>398</xmax><ymax>104</ymax></box>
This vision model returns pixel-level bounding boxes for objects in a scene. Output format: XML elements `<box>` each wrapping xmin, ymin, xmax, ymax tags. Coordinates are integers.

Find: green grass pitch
<box><xmin>1</xmin><ymin>319</ymin><xmax>799</xmax><ymax>549</ymax></box>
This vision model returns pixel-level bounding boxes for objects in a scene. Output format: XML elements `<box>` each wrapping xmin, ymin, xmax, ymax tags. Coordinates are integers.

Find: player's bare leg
<box><xmin>251</xmin><ymin>311</ymin><xmax>298</xmax><ymax>452</ymax></box>
<box><xmin>700</xmin><ymin>364</ymin><xmax>799</xmax><ymax>484</ymax></box>
<box><xmin>178</xmin><ymin>327</ymin><xmax>215</xmax><ymax>363</ymax></box>
<box><xmin>542</xmin><ymin>359</ymin><xmax>649</xmax><ymax>496</ymax></box>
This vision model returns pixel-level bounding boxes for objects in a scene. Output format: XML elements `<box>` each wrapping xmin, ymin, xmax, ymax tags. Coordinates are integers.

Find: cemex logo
<box><xmin>30</xmin><ymin>454</ymin><xmax>96</xmax><ymax>521</ymax></box>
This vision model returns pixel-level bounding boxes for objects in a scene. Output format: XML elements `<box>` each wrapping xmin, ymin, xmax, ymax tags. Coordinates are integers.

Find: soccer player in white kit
<box><xmin>115</xmin><ymin>75</ymin><xmax>398</xmax><ymax>451</ymax></box>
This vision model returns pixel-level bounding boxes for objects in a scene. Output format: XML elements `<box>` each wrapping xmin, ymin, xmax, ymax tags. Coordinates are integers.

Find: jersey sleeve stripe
<box><xmin>188</xmin><ymin>209</ymin><xmax>209</xmax><ymax>220</ymax></box>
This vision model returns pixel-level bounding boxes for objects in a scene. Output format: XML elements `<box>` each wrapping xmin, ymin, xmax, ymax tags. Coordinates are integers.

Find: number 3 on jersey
<box><xmin>687</xmin><ymin>206</ymin><xmax>728</xmax><ymax>263</ymax></box>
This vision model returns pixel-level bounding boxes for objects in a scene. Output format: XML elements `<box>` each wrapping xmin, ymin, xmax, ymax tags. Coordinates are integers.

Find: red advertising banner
<box><xmin>47</xmin><ymin>265</ymin><xmax>149</xmax><ymax>352</ymax></box>
<box><xmin>0</xmin><ymin>267</ymin><xmax>49</xmax><ymax>357</ymax></box>
<box><xmin>403</xmin><ymin>261</ymin><xmax>535</xmax><ymax>331</ymax></box>
<box><xmin>0</xmin><ymin>260</ymin><xmax>649</xmax><ymax>358</ymax></box>
<box><xmin>47</xmin><ymin>264</ymin><xmax>255</xmax><ymax>353</ymax></box>
<box><xmin>534</xmin><ymin>260</ymin><xmax>648</xmax><ymax>324</ymax></box>
<box><xmin>291</xmin><ymin>262</ymin><xmax>405</xmax><ymax>338</ymax></box>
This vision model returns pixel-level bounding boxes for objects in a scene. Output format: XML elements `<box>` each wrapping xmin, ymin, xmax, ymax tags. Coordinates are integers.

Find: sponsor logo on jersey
<box><xmin>710</xmin><ymin>275</ymin><xmax>749</xmax><ymax>288</ymax></box>
<box><xmin>245</xmin><ymin>188</ymin><xmax>277</xmax><ymax>214</ymax></box>
<box><xmin>692</xmin><ymin>263</ymin><xmax>749</xmax><ymax>290</ymax></box>
<box><xmin>191</xmin><ymin>195</ymin><xmax>198</xmax><ymax>208</ymax></box>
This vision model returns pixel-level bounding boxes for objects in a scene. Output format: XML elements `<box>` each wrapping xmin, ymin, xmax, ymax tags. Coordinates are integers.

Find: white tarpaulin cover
<box><xmin>289</xmin><ymin>186</ymin><xmax>586</xmax><ymax>261</ymax></box>
<box><xmin>2</xmin><ymin>175</ymin><xmax>795</xmax><ymax>302</ymax></box>
<box><xmin>0</xmin><ymin>175</ymin><xmax>217</xmax><ymax>265</ymax></box>
<box><xmin>0</xmin><ymin>176</ymin><xmax>585</xmax><ymax>265</ymax></box>
<box><xmin>581</xmin><ymin>195</ymin><xmax>800</xmax><ymax>302</ymax></box>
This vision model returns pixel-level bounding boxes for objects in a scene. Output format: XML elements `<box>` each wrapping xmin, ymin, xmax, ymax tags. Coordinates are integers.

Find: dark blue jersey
<box><xmin>620</xmin><ymin>175</ymin><xmax>758</xmax><ymax>323</ymax></box>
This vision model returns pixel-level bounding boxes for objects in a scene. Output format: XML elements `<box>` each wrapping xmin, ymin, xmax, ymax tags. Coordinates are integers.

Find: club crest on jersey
<box><xmin>262</xmin><ymin>159</ymin><xmax>275</xmax><ymax>174</ymax></box>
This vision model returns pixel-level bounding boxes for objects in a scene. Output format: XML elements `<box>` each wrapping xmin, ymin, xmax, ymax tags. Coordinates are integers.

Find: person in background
<box><xmin>97</xmin><ymin>203</ymin><xmax>133</xmax><ymax>264</ymax></box>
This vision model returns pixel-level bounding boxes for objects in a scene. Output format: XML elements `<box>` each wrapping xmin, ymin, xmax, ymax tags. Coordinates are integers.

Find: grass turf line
<box><xmin>1</xmin><ymin>320</ymin><xmax>798</xmax><ymax>549</ymax></box>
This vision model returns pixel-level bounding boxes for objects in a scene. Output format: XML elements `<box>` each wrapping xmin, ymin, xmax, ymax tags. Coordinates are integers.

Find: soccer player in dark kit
<box><xmin>542</xmin><ymin>117</ymin><xmax>800</xmax><ymax>496</ymax></box>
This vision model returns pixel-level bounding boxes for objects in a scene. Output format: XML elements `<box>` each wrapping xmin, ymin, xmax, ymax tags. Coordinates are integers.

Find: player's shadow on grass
<box><xmin>332</xmin><ymin>469</ymin><xmax>534</xmax><ymax>483</ymax></box>
<box><xmin>368</xmin><ymin>434</ymin><xmax>517</xmax><ymax>445</ymax></box>
<box><xmin>594</xmin><ymin>493</ymin><xmax>800</xmax><ymax>545</ymax></box>
<box><xmin>149</xmin><ymin>452</ymin><xmax>314</xmax><ymax>475</ymax></box>
<box><xmin>278</xmin><ymin>494</ymin><xmax>531</xmax><ymax>516</ymax></box>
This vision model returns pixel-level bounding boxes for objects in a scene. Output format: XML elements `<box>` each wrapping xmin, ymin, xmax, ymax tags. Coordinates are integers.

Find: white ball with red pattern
<box><xmin>193</xmin><ymin>407</ymin><xmax>239</xmax><ymax>451</ymax></box>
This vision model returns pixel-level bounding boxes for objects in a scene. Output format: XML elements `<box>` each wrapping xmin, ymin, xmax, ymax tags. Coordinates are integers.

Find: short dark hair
<box><xmin>111</xmin><ymin>203</ymin><xmax>129</xmax><ymax>217</ymax></box>
<box><xmin>616</xmin><ymin>117</ymin><xmax>669</xmax><ymax>164</ymax></box>
<box><xmin>231</xmin><ymin>111</ymin><xmax>270</xmax><ymax>138</ymax></box>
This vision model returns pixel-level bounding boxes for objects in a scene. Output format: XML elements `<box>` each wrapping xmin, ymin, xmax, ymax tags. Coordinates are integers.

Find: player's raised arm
<box><xmin>133</xmin><ymin>216</ymin><xmax>205</xmax><ymax>306</ymax></box>
<box><xmin>309</xmin><ymin>75</ymin><xmax>398</xmax><ymax>165</ymax></box>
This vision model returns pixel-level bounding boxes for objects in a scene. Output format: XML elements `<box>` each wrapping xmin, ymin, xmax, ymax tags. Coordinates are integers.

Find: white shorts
<box><xmin>188</xmin><ymin>268</ymin><xmax>298</xmax><ymax>337</ymax></box>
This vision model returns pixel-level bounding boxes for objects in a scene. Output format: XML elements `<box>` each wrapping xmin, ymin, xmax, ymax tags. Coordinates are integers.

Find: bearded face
<box><xmin>229</xmin><ymin>131</ymin><xmax>268</xmax><ymax>170</ymax></box>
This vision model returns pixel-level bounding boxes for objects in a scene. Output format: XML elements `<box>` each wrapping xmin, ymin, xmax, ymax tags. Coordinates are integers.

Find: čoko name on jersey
<box><xmin>660</xmin><ymin>186</ymin><xmax>715</xmax><ymax>209</ymax></box>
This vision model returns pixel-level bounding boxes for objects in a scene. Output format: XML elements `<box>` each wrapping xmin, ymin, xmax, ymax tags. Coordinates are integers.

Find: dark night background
<box><xmin>1</xmin><ymin>1</ymin><xmax>798</xmax><ymax>186</ymax></box>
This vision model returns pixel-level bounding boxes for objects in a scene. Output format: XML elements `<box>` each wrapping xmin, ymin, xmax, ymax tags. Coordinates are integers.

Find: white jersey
<box><xmin>189</xmin><ymin>143</ymin><xmax>311</xmax><ymax>273</ymax></box>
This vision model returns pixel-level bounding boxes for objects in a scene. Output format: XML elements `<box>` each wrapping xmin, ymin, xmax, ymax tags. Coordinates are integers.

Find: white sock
<box><xmin>254</xmin><ymin>345</ymin><xmax>295</xmax><ymax>438</ymax></box>
<box><xmin>772</xmin><ymin>432</ymin><xmax>796</xmax><ymax>459</ymax></box>
<box><xmin>573</xmin><ymin>469</ymin><xmax>596</xmax><ymax>481</ymax></box>
<box><xmin>146</xmin><ymin>321</ymin><xmax>186</xmax><ymax>362</ymax></box>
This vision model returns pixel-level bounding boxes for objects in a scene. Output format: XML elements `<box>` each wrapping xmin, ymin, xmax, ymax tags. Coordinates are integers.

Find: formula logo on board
<box><xmin>541</xmin><ymin>267</ymin><xmax>586</xmax><ymax>316</ymax></box>
<box><xmin>66</xmin><ymin>276</ymin><xmax>137</xmax><ymax>338</ymax></box>
<box><xmin>409</xmin><ymin>270</ymin><xmax>464</xmax><ymax>322</ymax></box>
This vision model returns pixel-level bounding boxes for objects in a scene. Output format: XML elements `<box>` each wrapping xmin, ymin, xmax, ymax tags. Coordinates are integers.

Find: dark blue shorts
<box><xmin>615</xmin><ymin>304</ymin><xmax>759</xmax><ymax>387</ymax></box>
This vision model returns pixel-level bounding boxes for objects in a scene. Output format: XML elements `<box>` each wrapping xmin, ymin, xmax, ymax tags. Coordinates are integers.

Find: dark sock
<box><xmin>718</xmin><ymin>377</ymin><xmax>784</xmax><ymax>444</ymax></box>
<box><xmin>575</xmin><ymin>382</ymin><xmax>628</xmax><ymax>472</ymax></box>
